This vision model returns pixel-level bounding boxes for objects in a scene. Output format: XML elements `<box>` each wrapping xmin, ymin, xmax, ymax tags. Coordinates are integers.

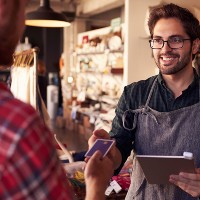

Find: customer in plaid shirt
<box><xmin>0</xmin><ymin>1</ymin><xmax>114</xmax><ymax>200</ymax></box>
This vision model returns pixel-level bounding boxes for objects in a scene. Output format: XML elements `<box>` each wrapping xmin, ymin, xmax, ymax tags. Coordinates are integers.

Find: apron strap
<box><xmin>144</xmin><ymin>76</ymin><xmax>158</xmax><ymax>108</ymax></box>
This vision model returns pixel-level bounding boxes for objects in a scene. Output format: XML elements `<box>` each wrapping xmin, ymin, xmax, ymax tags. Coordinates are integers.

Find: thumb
<box><xmin>91</xmin><ymin>150</ymin><xmax>103</xmax><ymax>160</ymax></box>
<box><xmin>93</xmin><ymin>129</ymin><xmax>110</xmax><ymax>139</ymax></box>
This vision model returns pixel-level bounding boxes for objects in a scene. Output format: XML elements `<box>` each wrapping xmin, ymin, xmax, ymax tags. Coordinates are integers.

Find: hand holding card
<box><xmin>85</xmin><ymin>139</ymin><xmax>115</xmax><ymax>157</ymax></box>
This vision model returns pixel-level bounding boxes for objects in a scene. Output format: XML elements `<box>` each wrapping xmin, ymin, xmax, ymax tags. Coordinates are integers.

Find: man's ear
<box><xmin>192</xmin><ymin>38</ymin><xmax>200</xmax><ymax>54</ymax></box>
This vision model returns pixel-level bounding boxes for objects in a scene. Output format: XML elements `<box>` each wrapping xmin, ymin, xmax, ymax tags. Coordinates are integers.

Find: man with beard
<box><xmin>88</xmin><ymin>3</ymin><xmax>200</xmax><ymax>200</ymax></box>
<box><xmin>0</xmin><ymin>1</ymin><xmax>114</xmax><ymax>200</ymax></box>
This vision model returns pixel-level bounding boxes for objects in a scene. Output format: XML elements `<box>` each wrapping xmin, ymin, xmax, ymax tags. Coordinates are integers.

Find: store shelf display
<box><xmin>65</xmin><ymin>25</ymin><xmax>124</xmax><ymax>134</ymax></box>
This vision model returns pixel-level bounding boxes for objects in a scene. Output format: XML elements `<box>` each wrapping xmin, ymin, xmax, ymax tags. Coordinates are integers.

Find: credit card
<box><xmin>85</xmin><ymin>139</ymin><xmax>115</xmax><ymax>157</ymax></box>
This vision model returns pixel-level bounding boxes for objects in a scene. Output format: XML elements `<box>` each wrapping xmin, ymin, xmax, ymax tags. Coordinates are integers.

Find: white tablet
<box><xmin>136</xmin><ymin>153</ymin><xmax>195</xmax><ymax>184</ymax></box>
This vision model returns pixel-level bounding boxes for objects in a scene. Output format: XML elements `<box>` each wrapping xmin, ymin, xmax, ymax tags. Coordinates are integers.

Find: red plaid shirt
<box><xmin>0</xmin><ymin>83</ymin><xmax>74</xmax><ymax>199</ymax></box>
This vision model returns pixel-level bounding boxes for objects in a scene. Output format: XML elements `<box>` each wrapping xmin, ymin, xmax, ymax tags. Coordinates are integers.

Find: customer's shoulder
<box><xmin>0</xmin><ymin>85</ymin><xmax>36</xmax><ymax>115</ymax></box>
<box><xmin>0</xmin><ymin>92</ymin><xmax>39</xmax><ymax>125</ymax></box>
<box><xmin>11</xmin><ymin>97</ymin><xmax>37</xmax><ymax>115</ymax></box>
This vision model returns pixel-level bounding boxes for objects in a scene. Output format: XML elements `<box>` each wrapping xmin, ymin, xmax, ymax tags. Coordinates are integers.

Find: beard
<box><xmin>153</xmin><ymin>47</ymin><xmax>192</xmax><ymax>75</ymax></box>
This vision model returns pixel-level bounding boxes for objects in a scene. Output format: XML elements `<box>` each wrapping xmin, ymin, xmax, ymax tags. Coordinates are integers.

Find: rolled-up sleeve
<box><xmin>109</xmin><ymin>87</ymin><xmax>135</xmax><ymax>175</ymax></box>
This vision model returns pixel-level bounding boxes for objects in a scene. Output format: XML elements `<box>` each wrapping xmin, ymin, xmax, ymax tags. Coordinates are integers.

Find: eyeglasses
<box><xmin>149</xmin><ymin>37</ymin><xmax>191</xmax><ymax>49</ymax></box>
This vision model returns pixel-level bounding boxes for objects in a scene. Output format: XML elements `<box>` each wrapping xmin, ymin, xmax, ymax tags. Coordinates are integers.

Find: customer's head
<box><xmin>0</xmin><ymin>0</ymin><xmax>28</xmax><ymax>66</ymax></box>
<box><xmin>148</xmin><ymin>3</ymin><xmax>200</xmax><ymax>41</ymax></box>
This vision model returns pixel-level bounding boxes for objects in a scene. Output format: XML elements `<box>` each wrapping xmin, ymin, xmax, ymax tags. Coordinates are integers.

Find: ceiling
<box><xmin>26</xmin><ymin>0</ymin><xmax>124</xmax><ymax>17</ymax></box>
<box><xmin>26</xmin><ymin>0</ymin><xmax>80</xmax><ymax>13</ymax></box>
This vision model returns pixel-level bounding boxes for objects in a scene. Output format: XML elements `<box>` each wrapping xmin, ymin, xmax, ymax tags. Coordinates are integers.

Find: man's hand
<box><xmin>88</xmin><ymin>129</ymin><xmax>111</xmax><ymax>148</ymax></box>
<box><xmin>86</xmin><ymin>129</ymin><xmax>122</xmax><ymax>170</ymax></box>
<box><xmin>84</xmin><ymin>151</ymin><xmax>114</xmax><ymax>200</ymax></box>
<box><xmin>169</xmin><ymin>168</ymin><xmax>200</xmax><ymax>198</ymax></box>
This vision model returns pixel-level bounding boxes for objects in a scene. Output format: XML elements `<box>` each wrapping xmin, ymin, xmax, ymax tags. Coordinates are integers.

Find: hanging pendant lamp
<box><xmin>25</xmin><ymin>0</ymin><xmax>70</xmax><ymax>28</ymax></box>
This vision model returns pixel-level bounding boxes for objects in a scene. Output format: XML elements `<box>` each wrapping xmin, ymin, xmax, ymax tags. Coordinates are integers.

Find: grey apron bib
<box><xmin>125</xmin><ymin>77</ymin><xmax>200</xmax><ymax>200</ymax></box>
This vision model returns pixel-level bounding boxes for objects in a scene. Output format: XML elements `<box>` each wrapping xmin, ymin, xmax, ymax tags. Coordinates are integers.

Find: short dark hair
<box><xmin>148</xmin><ymin>3</ymin><xmax>200</xmax><ymax>41</ymax></box>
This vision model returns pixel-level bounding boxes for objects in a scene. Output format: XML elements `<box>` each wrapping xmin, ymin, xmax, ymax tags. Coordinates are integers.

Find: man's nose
<box><xmin>162</xmin><ymin>41</ymin><xmax>172</xmax><ymax>51</ymax></box>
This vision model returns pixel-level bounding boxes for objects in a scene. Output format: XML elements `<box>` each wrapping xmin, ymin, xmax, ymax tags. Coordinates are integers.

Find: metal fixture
<box><xmin>26</xmin><ymin>0</ymin><xmax>70</xmax><ymax>28</ymax></box>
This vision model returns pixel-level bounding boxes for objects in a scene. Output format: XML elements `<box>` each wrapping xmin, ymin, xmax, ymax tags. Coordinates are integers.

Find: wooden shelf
<box><xmin>111</xmin><ymin>68</ymin><xmax>123</xmax><ymax>74</ymax></box>
<box><xmin>76</xmin><ymin>49</ymin><xmax>123</xmax><ymax>56</ymax></box>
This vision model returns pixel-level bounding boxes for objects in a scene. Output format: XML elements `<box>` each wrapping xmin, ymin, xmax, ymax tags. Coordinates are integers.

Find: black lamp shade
<box><xmin>26</xmin><ymin>0</ymin><xmax>70</xmax><ymax>28</ymax></box>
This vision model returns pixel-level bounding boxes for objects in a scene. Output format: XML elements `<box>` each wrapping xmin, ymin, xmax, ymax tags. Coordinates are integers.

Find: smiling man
<box><xmin>88</xmin><ymin>3</ymin><xmax>200</xmax><ymax>200</ymax></box>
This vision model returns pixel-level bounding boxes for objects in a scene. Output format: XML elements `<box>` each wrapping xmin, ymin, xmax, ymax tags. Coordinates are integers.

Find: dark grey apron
<box><xmin>125</xmin><ymin>77</ymin><xmax>200</xmax><ymax>200</ymax></box>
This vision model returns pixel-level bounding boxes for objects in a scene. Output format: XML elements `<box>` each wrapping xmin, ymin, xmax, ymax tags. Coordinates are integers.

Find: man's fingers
<box><xmin>90</xmin><ymin>150</ymin><xmax>102</xmax><ymax>159</ymax></box>
<box><xmin>84</xmin><ymin>157</ymin><xmax>89</xmax><ymax>163</ymax></box>
<box><xmin>86</xmin><ymin>150</ymin><xmax>102</xmax><ymax>162</ymax></box>
<box><xmin>93</xmin><ymin>129</ymin><xmax>110</xmax><ymax>139</ymax></box>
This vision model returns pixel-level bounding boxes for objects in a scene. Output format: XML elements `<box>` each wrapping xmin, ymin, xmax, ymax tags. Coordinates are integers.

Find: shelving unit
<box><xmin>76</xmin><ymin>49</ymin><xmax>123</xmax><ymax>55</ymax></box>
<box><xmin>63</xmin><ymin>24</ymin><xmax>124</xmax><ymax>134</ymax></box>
<box><xmin>74</xmin><ymin>24</ymin><xmax>124</xmax><ymax>101</ymax></box>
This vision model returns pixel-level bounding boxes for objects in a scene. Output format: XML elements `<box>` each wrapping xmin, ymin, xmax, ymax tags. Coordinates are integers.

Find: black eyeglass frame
<box><xmin>149</xmin><ymin>38</ymin><xmax>191</xmax><ymax>49</ymax></box>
